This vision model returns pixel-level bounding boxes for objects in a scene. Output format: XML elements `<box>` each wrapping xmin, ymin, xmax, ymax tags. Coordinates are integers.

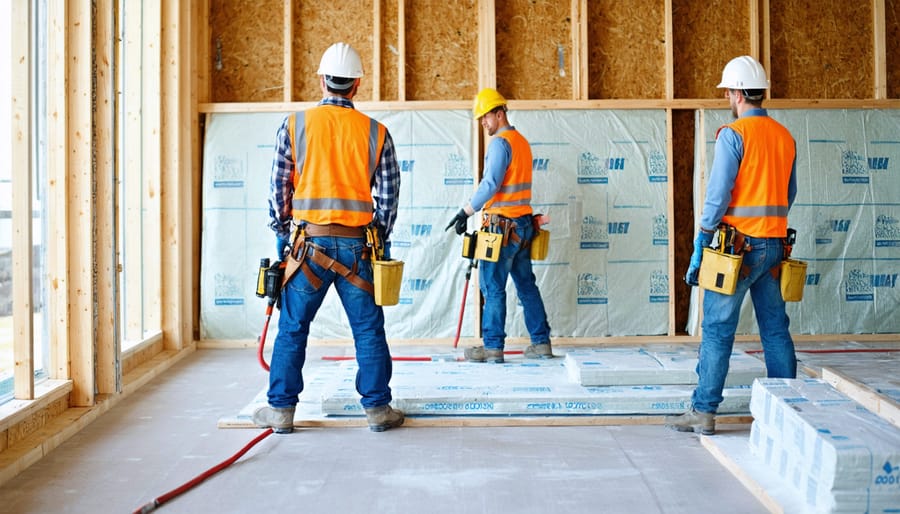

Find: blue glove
<box><xmin>685</xmin><ymin>230</ymin><xmax>714</xmax><ymax>286</ymax></box>
<box><xmin>276</xmin><ymin>236</ymin><xmax>291</xmax><ymax>259</ymax></box>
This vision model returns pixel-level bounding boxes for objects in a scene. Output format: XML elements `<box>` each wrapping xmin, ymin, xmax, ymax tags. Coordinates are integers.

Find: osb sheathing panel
<box><xmin>380</xmin><ymin>0</ymin><xmax>400</xmax><ymax>101</ymax></box>
<box><xmin>209</xmin><ymin>0</ymin><xmax>284</xmax><ymax>103</ymax></box>
<box><xmin>292</xmin><ymin>1</ymin><xmax>375</xmax><ymax>102</ymax></box>
<box><xmin>496</xmin><ymin>0</ymin><xmax>572</xmax><ymax>100</ymax></box>
<box><xmin>405</xmin><ymin>0</ymin><xmax>478</xmax><ymax>100</ymax></box>
<box><xmin>888</xmin><ymin>0</ymin><xmax>899</xmax><ymax>98</ymax></box>
<box><xmin>672</xmin><ymin>0</ymin><xmax>747</xmax><ymax>99</ymax></box>
<box><xmin>587</xmin><ymin>0</ymin><xmax>666</xmax><ymax>99</ymax></box>
<box><xmin>770</xmin><ymin>0</ymin><xmax>873</xmax><ymax>99</ymax></box>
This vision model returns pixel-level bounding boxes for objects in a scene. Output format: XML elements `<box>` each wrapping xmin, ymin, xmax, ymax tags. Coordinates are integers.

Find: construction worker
<box><xmin>254</xmin><ymin>42</ymin><xmax>404</xmax><ymax>433</ymax></box>
<box><xmin>667</xmin><ymin>56</ymin><xmax>798</xmax><ymax>435</ymax></box>
<box><xmin>445</xmin><ymin>88</ymin><xmax>552</xmax><ymax>363</ymax></box>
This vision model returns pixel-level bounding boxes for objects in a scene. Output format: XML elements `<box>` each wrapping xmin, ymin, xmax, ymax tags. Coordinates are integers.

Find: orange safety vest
<box><xmin>718</xmin><ymin>116</ymin><xmax>795</xmax><ymax>238</ymax></box>
<box><xmin>483</xmin><ymin>129</ymin><xmax>534</xmax><ymax>219</ymax></box>
<box><xmin>288</xmin><ymin>106</ymin><xmax>386</xmax><ymax>227</ymax></box>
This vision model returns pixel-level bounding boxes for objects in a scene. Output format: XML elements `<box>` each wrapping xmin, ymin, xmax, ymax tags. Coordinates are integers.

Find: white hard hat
<box><xmin>317</xmin><ymin>42</ymin><xmax>364</xmax><ymax>87</ymax></box>
<box><xmin>717</xmin><ymin>56</ymin><xmax>769</xmax><ymax>90</ymax></box>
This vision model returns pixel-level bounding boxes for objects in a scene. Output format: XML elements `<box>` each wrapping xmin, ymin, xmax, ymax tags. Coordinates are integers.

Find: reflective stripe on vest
<box><xmin>719</xmin><ymin>116</ymin><xmax>795</xmax><ymax>238</ymax></box>
<box><xmin>484</xmin><ymin>130</ymin><xmax>533</xmax><ymax>219</ymax></box>
<box><xmin>288</xmin><ymin>107</ymin><xmax>386</xmax><ymax>226</ymax></box>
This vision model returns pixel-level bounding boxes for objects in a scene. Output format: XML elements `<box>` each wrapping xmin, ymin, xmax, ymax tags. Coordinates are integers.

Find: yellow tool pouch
<box><xmin>373</xmin><ymin>259</ymin><xmax>404</xmax><ymax>306</ymax></box>
<box><xmin>698</xmin><ymin>247</ymin><xmax>742</xmax><ymax>295</ymax></box>
<box><xmin>780</xmin><ymin>259</ymin><xmax>807</xmax><ymax>302</ymax></box>
<box><xmin>475</xmin><ymin>230</ymin><xmax>502</xmax><ymax>262</ymax></box>
<box><xmin>530</xmin><ymin>229</ymin><xmax>549</xmax><ymax>260</ymax></box>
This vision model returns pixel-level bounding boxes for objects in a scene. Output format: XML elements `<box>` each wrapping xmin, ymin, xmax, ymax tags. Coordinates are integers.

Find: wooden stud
<box><xmin>372</xmin><ymin>0</ymin><xmax>381</xmax><ymax>101</ymax></box>
<box><xmin>45</xmin><ymin>0</ymin><xmax>69</xmax><ymax>382</ymax></box>
<box><xmin>95</xmin><ymin>0</ymin><xmax>119</xmax><ymax>395</ymax></box>
<box><xmin>873</xmin><ymin>0</ymin><xmax>887</xmax><ymax>99</ymax></box>
<box><xmin>570</xmin><ymin>0</ymin><xmax>588</xmax><ymax>100</ymax></box>
<box><xmin>283</xmin><ymin>0</ymin><xmax>293</xmax><ymax>102</ymax></box>
<box><xmin>665</xmin><ymin>0</ymin><xmax>674</xmax><ymax>101</ymax></box>
<box><xmin>477</xmin><ymin>0</ymin><xmax>496</xmax><ymax>90</ymax></box>
<box><xmin>397</xmin><ymin>0</ymin><xmax>406</xmax><ymax>101</ymax></box>
<box><xmin>10</xmin><ymin>0</ymin><xmax>34</xmax><ymax>400</ymax></box>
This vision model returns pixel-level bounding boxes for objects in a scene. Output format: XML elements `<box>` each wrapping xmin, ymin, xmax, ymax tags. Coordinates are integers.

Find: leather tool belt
<box><xmin>303</xmin><ymin>222</ymin><xmax>367</xmax><ymax>238</ymax></box>
<box><xmin>482</xmin><ymin>214</ymin><xmax>521</xmax><ymax>247</ymax></box>
<box><xmin>280</xmin><ymin>225</ymin><xmax>374</xmax><ymax>295</ymax></box>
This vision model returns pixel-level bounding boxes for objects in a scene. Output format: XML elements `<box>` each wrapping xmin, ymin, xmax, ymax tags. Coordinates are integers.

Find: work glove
<box><xmin>445</xmin><ymin>208</ymin><xmax>470</xmax><ymax>235</ymax></box>
<box><xmin>685</xmin><ymin>229</ymin><xmax>714</xmax><ymax>286</ymax></box>
<box><xmin>276</xmin><ymin>236</ymin><xmax>291</xmax><ymax>260</ymax></box>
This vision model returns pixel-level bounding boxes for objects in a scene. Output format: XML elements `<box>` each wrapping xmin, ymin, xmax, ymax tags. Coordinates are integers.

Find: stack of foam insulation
<box><xmin>318</xmin><ymin>359</ymin><xmax>752</xmax><ymax>416</ymax></box>
<box><xmin>564</xmin><ymin>347</ymin><xmax>765</xmax><ymax>387</ymax></box>
<box><xmin>749</xmin><ymin>378</ymin><xmax>900</xmax><ymax>513</ymax></box>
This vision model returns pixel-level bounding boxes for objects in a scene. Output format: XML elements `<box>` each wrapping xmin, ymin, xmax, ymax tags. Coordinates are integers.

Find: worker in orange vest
<box><xmin>446</xmin><ymin>88</ymin><xmax>552</xmax><ymax>364</ymax></box>
<box><xmin>668</xmin><ymin>56</ymin><xmax>798</xmax><ymax>435</ymax></box>
<box><xmin>254</xmin><ymin>42</ymin><xmax>404</xmax><ymax>434</ymax></box>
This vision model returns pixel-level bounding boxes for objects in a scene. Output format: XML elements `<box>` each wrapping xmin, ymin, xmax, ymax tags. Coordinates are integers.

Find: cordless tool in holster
<box><xmin>780</xmin><ymin>228</ymin><xmax>807</xmax><ymax>302</ymax></box>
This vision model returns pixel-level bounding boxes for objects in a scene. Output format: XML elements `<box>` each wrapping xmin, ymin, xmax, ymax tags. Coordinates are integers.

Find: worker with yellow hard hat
<box><xmin>446</xmin><ymin>88</ymin><xmax>553</xmax><ymax>363</ymax></box>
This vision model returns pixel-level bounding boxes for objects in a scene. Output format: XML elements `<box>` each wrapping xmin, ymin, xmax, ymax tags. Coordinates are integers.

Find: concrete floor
<box><xmin>0</xmin><ymin>346</ymin><xmax>771</xmax><ymax>514</ymax></box>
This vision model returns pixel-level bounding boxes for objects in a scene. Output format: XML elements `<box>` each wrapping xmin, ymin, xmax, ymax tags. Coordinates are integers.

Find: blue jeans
<box><xmin>479</xmin><ymin>214</ymin><xmax>551</xmax><ymax>350</ymax></box>
<box><xmin>267</xmin><ymin>235</ymin><xmax>393</xmax><ymax>409</ymax></box>
<box><xmin>692</xmin><ymin>236</ymin><xmax>796</xmax><ymax>413</ymax></box>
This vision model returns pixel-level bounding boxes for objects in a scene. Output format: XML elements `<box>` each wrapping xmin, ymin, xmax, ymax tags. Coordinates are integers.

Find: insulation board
<box><xmin>748</xmin><ymin>378</ymin><xmax>900</xmax><ymax>513</ymax></box>
<box><xmin>564</xmin><ymin>347</ymin><xmax>765</xmax><ymax>386</ymax></box>
<box><xmin>318</xmin><ymin>359</ymin><xmax>751</xmax><ymax>416</ymax></box>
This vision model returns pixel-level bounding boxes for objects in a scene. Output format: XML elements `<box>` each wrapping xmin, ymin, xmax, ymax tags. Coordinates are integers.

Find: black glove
<box><xmin>445</xmin><ymin>209</ymin><xmax>470</xmax><ymax>235</ymax></box>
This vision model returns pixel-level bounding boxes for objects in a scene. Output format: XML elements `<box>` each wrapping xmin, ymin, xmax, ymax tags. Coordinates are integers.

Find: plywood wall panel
<box><xmin>403</xmin><ymin>0</ymin><xmax>477</xmax><ymax>100</ymax></box>
<box><xmin>291</xmin><ymin>1</ymin><xmax>375</xmax><ymax>102</ymax></box>
<box><xmin>888</xmin><ymin>0</ymin><xmax>900</xmax><ymax>98</ymax></box>
<box><xmin>587</xmin><ymin>0</ymin><xmax>666</xmax><ymax>99</ymax></box>
<box><xmin>496</xmin><ymin>0</ymin><xmax>572</xmax><ymax>100</ymax></box>
<box><xmin>209</xmin><ymin>0</ymin><xmax>284</xmax><ymax>102</ymax></box>
<box><xmin>672</xmin><ymin>0</ymin><xmax>748</xmax><ymax>99</ymax></box>
<box><xmin>769</xmin><ymin>0</ymin><xmax>873</xmax><ymax>99</ymax></box>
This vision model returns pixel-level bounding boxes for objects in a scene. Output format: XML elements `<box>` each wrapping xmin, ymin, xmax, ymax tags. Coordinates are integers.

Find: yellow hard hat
<box><xmin>472</xmin><ymin>88</ymin><xmax>507</xmax><ymax>119</ymax></box>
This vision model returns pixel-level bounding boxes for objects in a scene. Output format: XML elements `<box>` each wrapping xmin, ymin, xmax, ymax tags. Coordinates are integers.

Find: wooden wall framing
<box><xmin>198</xmin><ymin>0</ymin><xmax>899</xmax><ymax>336</ymax></box>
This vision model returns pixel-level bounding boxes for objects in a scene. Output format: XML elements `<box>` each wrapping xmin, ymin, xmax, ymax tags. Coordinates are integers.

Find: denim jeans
<box><xmin>692</xmin><ymin>235</ymin><xmax>796</xmax><ymax>413</ymax></box>
<box><xmin>479</xmin><ymin>214</ymin><xmax>551</xmax><ymax>350</ymax></box>
<box><xmin>267</xmin><ymin>235</ymin><xmax>393</xmax><ymax>409</ymax></box>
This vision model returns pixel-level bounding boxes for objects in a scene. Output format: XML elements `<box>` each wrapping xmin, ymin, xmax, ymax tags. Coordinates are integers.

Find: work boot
<box><xmin>664</xmin><ymin>408</ymin><xmax>715</xmax><ymax>435</ymax></box>
<box><xmin>523</xmin><ymin>342</ymin><xmax>554</xmax><ymax>359</ymax></box>
<box><xmin>464</xmin><ymin>346</ymin><xmax>504</xmax><ymax>363</ymax></box>
<box><xmin>364</xmin><ymin>404</ymin><xmax>405</xmax><ymax>432</ymax></box>
<box><xmin>252</xmin><ymin>405</ymin><xmax>295</xmax><ymax>434</ymax></box>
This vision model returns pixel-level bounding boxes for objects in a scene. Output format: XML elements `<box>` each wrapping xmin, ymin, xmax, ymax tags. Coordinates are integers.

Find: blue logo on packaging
<box><xmin>868</xmin><ymin>157</ymin><xmax>889</xmax><ymax>170</ymax></box>
<box><xmin>875</xmin><ymin>214</ymin><xmax>900</xmax><ymax>247</ymax></box>
<box><xmin>580</xmin><ymin>216</ymin><xmax>609</xmax><ymax>249</ymax></box>
<box><xmin>806</xmin><ymin>273</ymin><xmax>821</xmax><ymax>286</ymax></box>
<box><xmin>533</xmin><ymin>158</ymin><xmax>550</xmax><ymax>172</ymax></box>
<box><xmin>843</xmin><ymin>269</ymin><xmax>897</xmax><ymax>301</ymax></box>
<box><xmin>815</xmin><ymin>219</ymin><xmax>850</xmax><ymax>245</ymax></box>
<box><xmin>649</xmin><ymin>270</ymin><xmax>669</xmax><ymax>303</ymax></box>
<box><xmin>652</xmin><ymin>214</ymin><xmax>668</xmax><ymax>246</ymax></box>
<box><xmin>841</xmin><ymin>150</ymin><xmax>869</xmax><ymax>184</ymax></box>
<box><xmin>577</xmin><ymin>273</ymin><xmax>608</xmax><ymax>304</ymax></box>
<box><xmin>648</xmin><ymin>150</ymin><xmax>667</xmax><ymax>183</ymax></box>
<box><xmin>577</xmin><ymin>152</ymin><xmax>608</xmax><ymax>184</ymax></box>
<box><xmin>443</xmin><ymin>153</ymin><xmax>472</xmax><ymax>185</ymax></box>
<box><xmin>213</xmin><ymin>155</ymin><xmax>245</xmax><ymax>188</ymax></box>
